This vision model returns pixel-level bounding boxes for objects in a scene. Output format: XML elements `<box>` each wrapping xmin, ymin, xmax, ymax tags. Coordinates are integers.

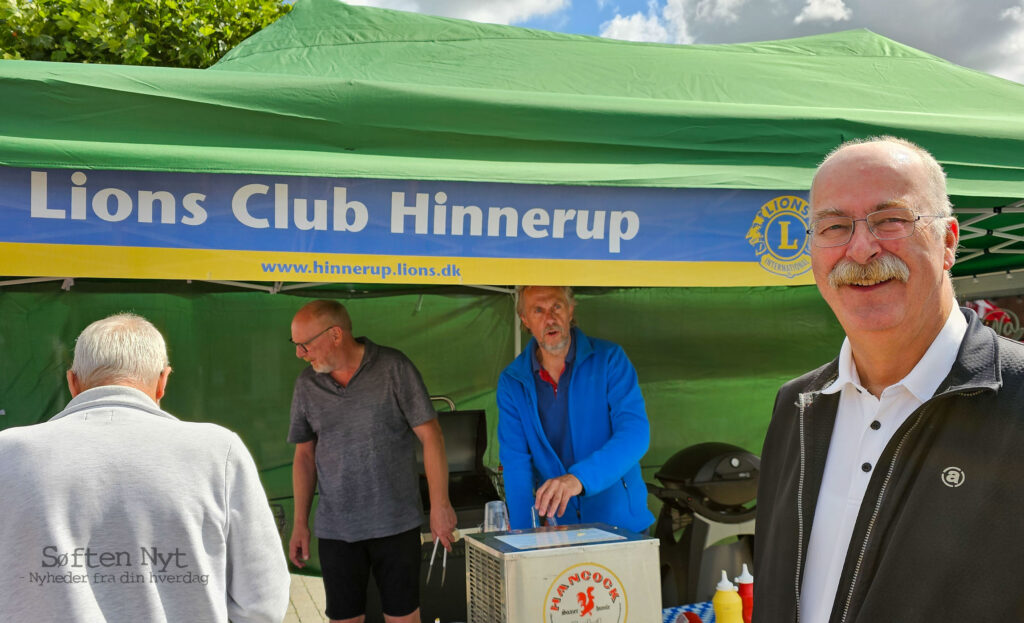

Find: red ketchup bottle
<box><xmin>734</xmin><ymin>564</ymin><xmax>754</xmax><ymax>623</ymax></box>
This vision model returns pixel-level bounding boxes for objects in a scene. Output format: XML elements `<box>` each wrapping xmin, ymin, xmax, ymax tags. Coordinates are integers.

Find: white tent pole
<box><xmin>0</xmin><ymin>277</ymin><xmax>67</xmax><ymax>288</ymax></box>
<box><xmin>199</xmin><ymin>280</ymin><xmax>276</xmax><ymax>293</ymax></box>
<box><xmin>466</xmin><ymin>284</ymin><xmax>512</xmax><ymax>294</ymax></box>
<box><xmin>464</xmin><ymin>284</ymin><xmax>519</xmax><ymax>356</ymax></box>
<box><xmin>513</xmin><ymin>288</ymin><xmax>521</xmax><ymax>357</ymax></box>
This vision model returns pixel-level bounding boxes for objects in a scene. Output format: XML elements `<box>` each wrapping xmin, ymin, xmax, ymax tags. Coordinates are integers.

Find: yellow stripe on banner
<box><xmin>0</xmin><ymin>243</ymin><xmax>816</xmax><ymax>287</ymax></box>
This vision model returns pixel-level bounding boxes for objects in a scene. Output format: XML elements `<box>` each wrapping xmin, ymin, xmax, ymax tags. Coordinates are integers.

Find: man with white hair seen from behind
<box><xmin>0</xmin><ymin>313</ymin><xmax>290</xmax><ymax>622</ymax></box>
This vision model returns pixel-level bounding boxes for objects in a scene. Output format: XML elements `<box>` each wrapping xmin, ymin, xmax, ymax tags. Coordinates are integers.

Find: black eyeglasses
<box><xmin>289</xmin><ymin>326</ymin><xmax>338</xmax><ymax>355</ymax></box>
<box><xmin>806</xmin><ymin>207</ymin><xmax>944</xmax><ymax>248</ymax></box>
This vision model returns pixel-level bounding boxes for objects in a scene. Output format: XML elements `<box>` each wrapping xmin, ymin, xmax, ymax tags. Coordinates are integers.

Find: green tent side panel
<box><xmin>0</xmin><ymin>283</ymin><xmax>844</xmax><ymax>501</ymax></box>
<box><xmin>0</xmin><ymin>284</ymin><xmax>512</xmax><ymax>482</ymax></box>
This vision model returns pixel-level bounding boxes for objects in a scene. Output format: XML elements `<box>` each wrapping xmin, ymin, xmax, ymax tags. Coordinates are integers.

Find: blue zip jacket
<box><xmin>497</xmin><ymin>327</ymin><xmax>655</xmax><ymax>532</ymax></box>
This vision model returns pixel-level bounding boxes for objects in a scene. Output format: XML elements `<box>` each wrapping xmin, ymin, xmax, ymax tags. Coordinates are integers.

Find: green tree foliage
<box><xmin>0</xmin><ymin>0</ymin><xmax>291</xmax><ymax>68</ymax></box>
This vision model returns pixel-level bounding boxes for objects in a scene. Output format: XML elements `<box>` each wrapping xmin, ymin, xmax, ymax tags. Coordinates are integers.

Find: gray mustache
<box><xmin>828</xmin><ymin>255</ymin><xmax>910</xmax><ymax>289</ymax></box>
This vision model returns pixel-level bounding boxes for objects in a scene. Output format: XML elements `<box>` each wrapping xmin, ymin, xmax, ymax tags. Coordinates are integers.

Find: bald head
<box><xmin>294</xmin><ymin>300</ymin><xmax>353</xmax><ymax>332</ymax></box>
<box><xmin>812</xmin><ymin>136</ymin><xmax>952</xmax><ymax>232</ymax></box>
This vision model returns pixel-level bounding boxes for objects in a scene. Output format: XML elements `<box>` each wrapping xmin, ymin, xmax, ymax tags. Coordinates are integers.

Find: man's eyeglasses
<box><xmin>806</xmin><ymin>207</ymin><xmax>944</xmax><ymax>248</ymax></box>
<box><xmin>289</xmin><ymin>326</ymin><xmax>338</xmax><ymax>355</ymax></box>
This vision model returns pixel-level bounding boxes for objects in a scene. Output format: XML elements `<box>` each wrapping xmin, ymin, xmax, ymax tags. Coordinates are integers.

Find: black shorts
<box><xmin>319</xmin><ymin>527</ymin><xmax>421</xmax><ymax>619</ymax></box>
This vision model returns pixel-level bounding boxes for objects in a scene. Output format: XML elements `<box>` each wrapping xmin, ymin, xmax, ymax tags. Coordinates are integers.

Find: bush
<box><xmin>0</xmin><ymin>0</ymin><xmax>291</xmax><ymax>68</ymax></box>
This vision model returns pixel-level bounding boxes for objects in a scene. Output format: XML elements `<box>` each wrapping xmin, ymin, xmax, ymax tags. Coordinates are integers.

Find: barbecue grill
<box><xmin>647</xmin><ymin>442</ymin><xmax>759</xmax><ymax>605</ymax></box>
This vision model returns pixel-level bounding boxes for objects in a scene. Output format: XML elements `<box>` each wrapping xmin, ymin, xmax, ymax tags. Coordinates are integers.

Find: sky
<box><xmin>342</xmin><ymin>0</ymin><xmax>1024</xmax><ymax>84</ymax></box>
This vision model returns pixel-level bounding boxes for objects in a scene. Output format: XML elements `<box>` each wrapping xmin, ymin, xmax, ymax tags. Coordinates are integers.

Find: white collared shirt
<box><xmin>799</xmin><ymin>306</ymin><xmax>967</xmax><ymax>623</ymax></box>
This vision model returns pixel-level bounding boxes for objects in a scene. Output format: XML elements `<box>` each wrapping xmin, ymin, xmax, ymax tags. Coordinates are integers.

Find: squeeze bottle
<box><xmin>712</xmin><ymin>570</ymin><xmax>744</xmax><ymax>623</ymax></box>
<box><xmin>734</xmin><ymin>564</ymin><xmax>754</xmax><ymax>623</ymax></box>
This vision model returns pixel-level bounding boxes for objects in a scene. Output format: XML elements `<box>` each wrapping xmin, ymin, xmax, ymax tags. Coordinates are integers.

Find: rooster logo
<box><xmin>577</xmin><ymin>586</ymin><xmax>595</xmax><ymax>617</ymax></box>
<box><xmin>546</xmin><ymin>563</ymin><xmax>625</xmax><ymax>622</ymax></box>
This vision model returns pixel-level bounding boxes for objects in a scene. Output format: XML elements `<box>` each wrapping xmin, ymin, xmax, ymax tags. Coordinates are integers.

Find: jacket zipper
<box><xmin>795</xmin><ymin>392</ymin><xmax>813</xmax><ymax>623</ymax></box>
<box><xmin>835</xmin><ymin>404</ymin><xmax>928</xmax><ymax>623</ymax></box>
<box><xmin>828</xmin><ymin>389</ymin><xmax>982</xmax><ymax>623</ymax></box>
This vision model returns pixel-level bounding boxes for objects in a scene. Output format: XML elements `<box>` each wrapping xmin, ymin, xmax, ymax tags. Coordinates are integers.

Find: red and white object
<box><xmin>734</xmin><ymin>564</ymin><xmax>754</xmax><ymax>623</ymax></box>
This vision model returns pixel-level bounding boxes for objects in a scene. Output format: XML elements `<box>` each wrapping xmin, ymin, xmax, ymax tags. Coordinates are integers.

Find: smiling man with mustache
<box><xmin>754</xmin><ymin>137</ymin><xmax>1024</xmax><ymax>622</ymax></box>
<box><xmin>496</xmin><ymin>286</ymin><xmax>654</xmax><ymax>533</ymax></box>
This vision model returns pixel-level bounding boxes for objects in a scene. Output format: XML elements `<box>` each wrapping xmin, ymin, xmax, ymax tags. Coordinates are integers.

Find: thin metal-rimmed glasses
<box><xmin>289</xmin><ymin>326</ymin><xmax>338</xmax><ymax>355</ymax></box>
<box><xmin>806</xmin><ymin>207</ymin><xmax>944</xmax><ymax>248</ymax></box>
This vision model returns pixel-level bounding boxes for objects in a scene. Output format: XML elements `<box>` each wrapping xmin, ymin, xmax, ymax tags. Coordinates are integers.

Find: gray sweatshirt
<box><xmin>0</xmin><ymin>386</ymin><xmax>290</xmax><ymax>622</ymax></box>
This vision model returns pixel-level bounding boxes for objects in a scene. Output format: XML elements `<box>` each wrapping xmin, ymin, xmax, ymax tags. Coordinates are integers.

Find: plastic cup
<box><xmin>484</xmin><ymin>500</ymin><xmax>509</xmax><ymax>532</ymax></box>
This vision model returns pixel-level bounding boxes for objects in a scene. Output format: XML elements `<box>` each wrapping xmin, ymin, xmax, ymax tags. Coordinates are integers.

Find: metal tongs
<box><xmin>426</xmin><ymin>537</ymin><xmax>447</xmax><ymax>586</ymax></box>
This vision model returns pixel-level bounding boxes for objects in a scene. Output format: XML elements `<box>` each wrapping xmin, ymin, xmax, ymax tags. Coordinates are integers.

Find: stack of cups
<box><xmin>484</xmin><ymin>500</ymin><xmax>509</xmax><ymax>532</ymax></box>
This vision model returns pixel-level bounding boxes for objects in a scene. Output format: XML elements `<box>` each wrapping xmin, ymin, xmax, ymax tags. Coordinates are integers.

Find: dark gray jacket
<box><xmin>754</xmin><ymin>308</ymin><xmax>1024</xmax><ymax>622</ymax></box>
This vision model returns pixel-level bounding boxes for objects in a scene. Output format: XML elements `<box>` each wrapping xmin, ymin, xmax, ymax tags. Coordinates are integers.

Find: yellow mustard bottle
<box><xmin>712</xmin><ymin>570</ymin><xmax>744</xmax><ymax>623</ymax></box>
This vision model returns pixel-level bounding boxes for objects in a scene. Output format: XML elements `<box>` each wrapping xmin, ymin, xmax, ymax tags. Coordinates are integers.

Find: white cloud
<box><xmin>1003</xmin><ymin>2</ymin><xmax>1024</xmax><ymax>21</ymax></box>
<box><xmin>343</xmin><ymin>0</ymin><xmax>569</xmax><ymax>25</ymax></box>
<box><xmin>992</xmin><ymin>2</ymin><xmax>1024</xmax><ymax>82</ymax></box>
<box><xmin>793</xmin><ymin>0</ymin><xmax>852</xmax><ymax>24</ymax></box>
<box><xmin>662</xmin><ymin>0</ymin><xmax>694</xmax><ymax>42</ymax></box>
<box><xmin>347</xmin><ymin>0</ymin><xmax>1022</xmax><ymax>84</ymax></box>
<box><xmin>693</xmin><ymin>0</ymin><xmax>748</xmax><ymax>23</ymax></box>
<box><xmin>600</xmin><ymin>0</ymin><xmax>693</xmax><ymax>44</ymax></box>
<box><xmin>600</xmin><ymin>9</ymin><xmax>671</xmax><ymax>42</ymax></box>
<box><xmin>991</xmin><ymin>61</ymin><xmax>1024</xmax><ymax>84</ymax></box>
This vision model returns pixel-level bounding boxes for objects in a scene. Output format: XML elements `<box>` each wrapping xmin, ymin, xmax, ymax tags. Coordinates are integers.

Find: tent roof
<box><xmin>216</xmin><ymin>2</ymin><xmax>995</xmax><ymax>109</ymax></box>
<box><xmin>2</xmin><ymin>0</ymin><xmax>1024</xmax><ymax>276</ymax></box>
<box><xmin>1</xmin><ymin>0</ymin><xmax>1021</xmax><ymax>195</ymax></box>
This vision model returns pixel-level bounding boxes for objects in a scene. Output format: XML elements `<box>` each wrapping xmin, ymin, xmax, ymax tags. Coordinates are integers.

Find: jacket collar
<box><xmin>49</xmin><ymin>385</ymin><xmax>178</xmax><ymax>422</ymax></box>
<box><xmin>507</xmin><ymin>327</ymin><xmax>594</xmax><ymax>383</ymax></box>
<box><xmin>935</xmin><ymin>307</ymin><xmax>1002</xmax><ymax>395</ymax></box>
<box><xmin>803</xmin><ymin>307</ymin><xmax>1000</xmax><ymax>399</ymax></box>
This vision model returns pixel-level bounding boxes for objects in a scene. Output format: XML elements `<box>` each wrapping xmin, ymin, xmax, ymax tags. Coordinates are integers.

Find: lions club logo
<box><xmin>544</xmin><ymin>563</ymin><xmax>627</xmax><ymax>623</ymax></box>
<box><xmin>746</xmin><ymin>195</ymin><xmax>811</xmax><ymax>278</ymax></box>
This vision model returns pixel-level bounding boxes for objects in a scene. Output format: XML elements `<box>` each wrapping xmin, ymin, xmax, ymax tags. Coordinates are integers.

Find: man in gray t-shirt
<box><xmin>287</xmin><ymin>299</ymin><xmax>456</xmax><ymax>623</ymax></box>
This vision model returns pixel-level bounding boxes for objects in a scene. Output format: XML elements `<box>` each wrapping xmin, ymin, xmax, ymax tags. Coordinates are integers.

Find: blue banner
<box><xmin>0</xmin><ymin>167</ymin><xmax>813</xmax><ymax>286</ymax></box>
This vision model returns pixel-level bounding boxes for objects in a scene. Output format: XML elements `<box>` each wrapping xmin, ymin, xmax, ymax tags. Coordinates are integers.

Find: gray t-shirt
<box><xmin>288</xmin><ymin>338</ymin><xmax>436</xmax><ymax>541</ymax></box>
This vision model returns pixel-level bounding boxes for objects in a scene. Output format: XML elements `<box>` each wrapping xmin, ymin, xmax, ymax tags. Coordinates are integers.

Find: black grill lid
<box><xmin>654</xmin><ymin>442</ymin><xmax>759</xmax><ymax>508</ymax></box>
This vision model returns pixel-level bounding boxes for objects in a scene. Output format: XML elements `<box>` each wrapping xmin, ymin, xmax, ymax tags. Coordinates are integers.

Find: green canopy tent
<box><xmin>2</xmin><ymin>0</ymin><xmax>1024</xmax><ymax>552</ymax></box>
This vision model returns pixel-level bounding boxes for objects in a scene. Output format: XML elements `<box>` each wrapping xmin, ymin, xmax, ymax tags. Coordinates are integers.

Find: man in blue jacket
<box><xmin>497</xmin><ymin>285</ymin><xmax>654</xmax><ymax>533</ymax></box>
